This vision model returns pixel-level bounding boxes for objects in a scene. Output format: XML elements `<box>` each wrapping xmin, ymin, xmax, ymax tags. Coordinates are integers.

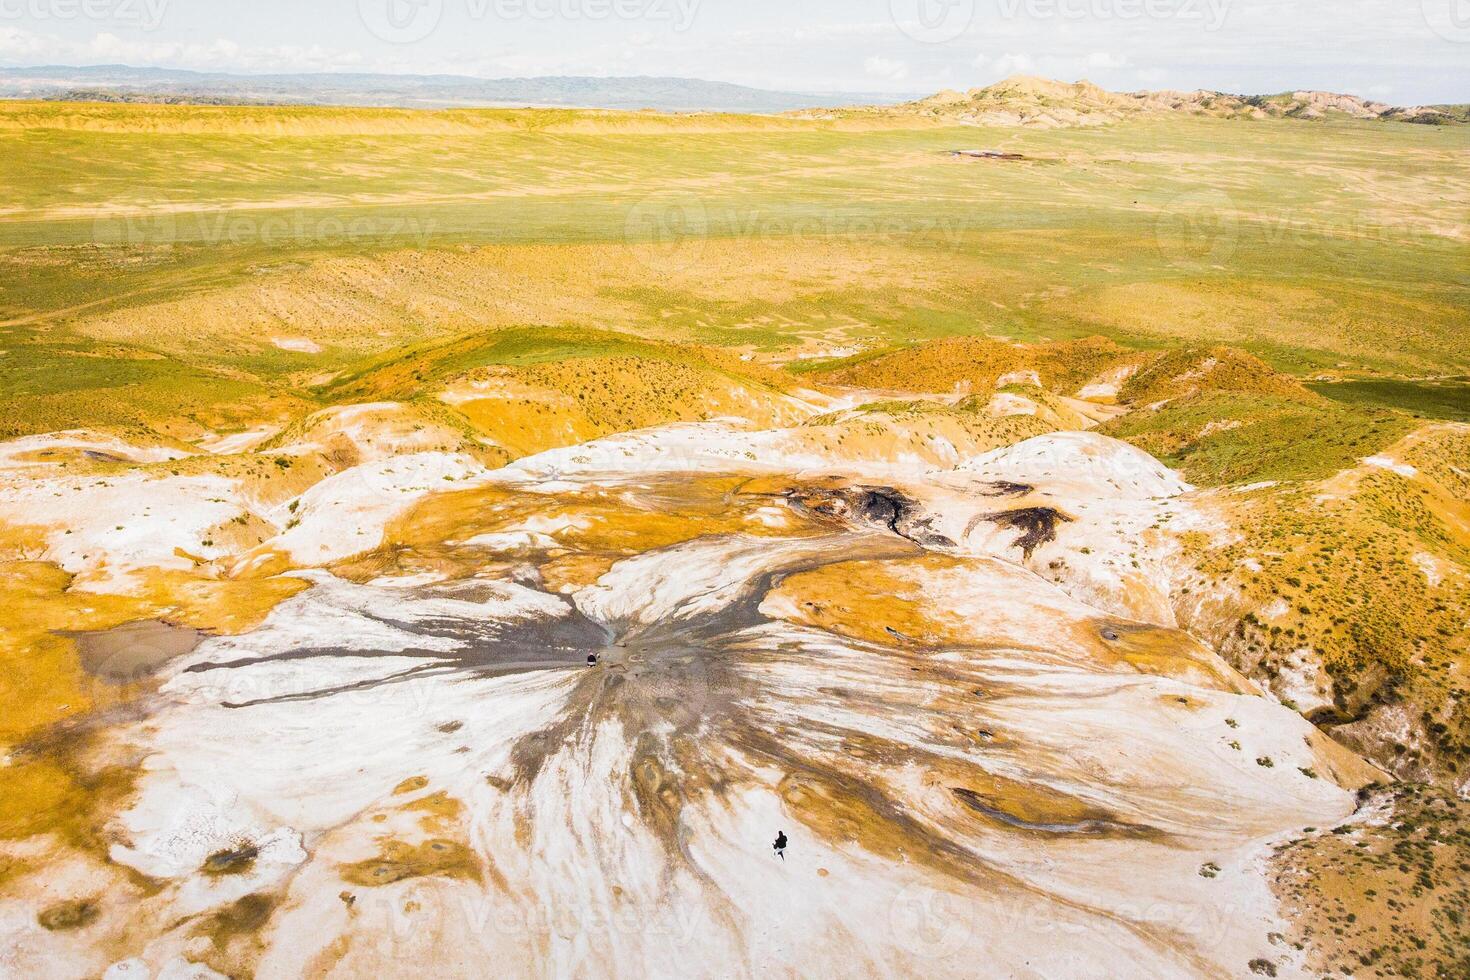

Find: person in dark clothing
<box><xmin>587</xmin><ymin>653</ymin><xmax>599</xmax><ymax>667</ymax></box>
<box><xmin>773</xmin><ymin>831</ymin><xmax>788</xmax><ymax>860</ymax></box>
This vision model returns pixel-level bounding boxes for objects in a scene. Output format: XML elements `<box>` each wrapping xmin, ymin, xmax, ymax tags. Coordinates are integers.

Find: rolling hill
<box><xmin>805</xmin><ymin>74</ymin><xmax>1469</xmax><ymax>128</ymax></box>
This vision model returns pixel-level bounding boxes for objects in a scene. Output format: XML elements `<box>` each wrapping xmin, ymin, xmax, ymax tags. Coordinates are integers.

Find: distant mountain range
<box><xmin>0</xmin><ymin>65</ymin><xmax>916</xmax><ymax>113</ymax></box>
<box><xmin>802</xmin><ymin>75</ymin><xmax>1469</xmax><ymax>127</ymax></box>
<box><xmin>3</xmin><ymin>67</ymin><xmax>1461</xmax><ymax>126</ymax></box>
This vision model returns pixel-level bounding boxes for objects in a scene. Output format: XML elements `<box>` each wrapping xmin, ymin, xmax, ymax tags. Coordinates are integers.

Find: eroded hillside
<box><xmin>814</xmin><ymin>75</ymin><xmax>1469</xmax><ymax>129</ymax></box>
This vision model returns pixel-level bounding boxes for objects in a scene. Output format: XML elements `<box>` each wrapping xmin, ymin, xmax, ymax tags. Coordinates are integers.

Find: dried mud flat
<box><xmin>0</xmin><ymin>423</ymin><xmax>1387</xmax><ymax>980</ymax></box>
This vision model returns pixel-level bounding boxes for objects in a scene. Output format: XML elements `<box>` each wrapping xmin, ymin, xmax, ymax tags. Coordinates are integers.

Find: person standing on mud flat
<box><xmin>773</xmin><ymin>831</ymin><xmax>788</xmax><ymax>861</ymax></box>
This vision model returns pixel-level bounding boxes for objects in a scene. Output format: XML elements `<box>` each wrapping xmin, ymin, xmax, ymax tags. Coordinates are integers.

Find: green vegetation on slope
<box><xmin>1309</xmin><ymin>379</ymin><xmax>1470</xmax><ymax>423</ymax></box>
<box><xmin>1102</xmin><ymin>392</ymin><xmax>1417</xmax><ymax>486</ymax></box>
<box><xmin>1273</xmin><ymin>784</ymin><xmax>1470</xmax><ymax>978</ymax></box>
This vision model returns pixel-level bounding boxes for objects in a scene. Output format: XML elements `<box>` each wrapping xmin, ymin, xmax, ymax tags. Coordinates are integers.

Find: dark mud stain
<box><xmin>973</xmin><ymin>480</ymin><xmax>1034</xmax><ymax>497</ymax></box>
<box><xmin>203</xmin><ymin>844</ymin><xmax>260</xmax><ymax>877</ymax></box>
<box><xmin>969</xmin><ymin>507</ymin><xmax>1073</xmax><ymax>558</ymax></box>
<box><xmin>194</xmin><ymin>892</ymin><xmax>278</xmax><ymax>948</ymax></box>
<box><xmin>786</xmin><ymin>485</ymin><xmax>954</xmax><ymax>548</ymax></box>
<box><xmin>507</xmin><ymin>532</ymin><xmax>918</xmax><ymax>806</ymax></box>
<box><xmin>950</xmin><ymin>149</ymin><xmax>1027</xmax><ymax>161</ymax></box>
<box><xmin>69</xmin><ymin>620</ymin><xmax>206</xmax><ymax>683</ymax></box>
<box><xmin>214</xmin><ymin>660</ymin><xmax>455</xmax><ymax>709</ymax></box>
<box><xmin>339</xmin><ymin>839</ymin><xmax>481</xmax><ymax>887</ymax></box>
<box><xmin>38</xmin><ymin>899</ymin><xmax>100</xmax><ymax>931</ymax></box>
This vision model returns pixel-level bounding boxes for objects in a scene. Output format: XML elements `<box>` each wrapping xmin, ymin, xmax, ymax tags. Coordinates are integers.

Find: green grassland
<box><xmin>0</xmin><ymin>101</ymin><xmax>1467</xmax><ymax>451</ymax></box>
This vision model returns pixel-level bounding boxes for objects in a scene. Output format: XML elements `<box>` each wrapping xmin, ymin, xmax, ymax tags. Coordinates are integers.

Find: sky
<box><xmin>0</xmin><ymin>0</ymin><xmax>1467</xmax><ymax>104</ymax></box>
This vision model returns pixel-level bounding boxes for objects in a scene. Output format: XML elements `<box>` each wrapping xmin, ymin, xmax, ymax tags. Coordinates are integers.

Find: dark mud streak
<box><xmin>967</xmin><ymin>507</ymin><xmax>1074</xmax><ymax>558</ymax></box>
<box><xmin>200</xmin><ymin>600</ymin><xmax>612</xmax><ymax>707</ymax></box>
<box><xmin>949</xmin><ymin>788</ymin><xmax>1162</xmax><ymax>839</ymax></box>
<box><xmin>188</xmin><ymin>647</ymin><xmax>455</xmax><ymax>674</ymax></box>
<box><xmin>203</xmin><ymin>845</ymin><xmax>260</xmax><ymax>876</ymax></box>
<box><xmin>219</xmin><ymin>662</ymin><xmax>458</xmax><ymax>709</ymax></box>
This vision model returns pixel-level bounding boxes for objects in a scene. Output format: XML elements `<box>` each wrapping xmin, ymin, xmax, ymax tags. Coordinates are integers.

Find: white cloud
<box><xmin>973</xmin><ymin>50</ymin><xmax>1149</xmax><ymax>85</ymax></box>
<box><xmin>983</xmin><ymin>52</ymin><xmax>1036</xmax><ymax>77</ymax></box>
<box><xmin>0</xmin><ymin>26</ymin><xmax>49</xmax><ymax>59</ymax></box>
<box><xmin>1085</xmin><ymin>52</ymin><xmax>1129</xmax><ymax>70</ymax></box>
<box><xmin>0</xmin><ymin>26</ymin><xmax>368</xmax><ymax>75</ymax></box>
<box><xmin>863</xmin><ymin>56</ymin><xmax>909</xmax><ymax>81</ymax></box>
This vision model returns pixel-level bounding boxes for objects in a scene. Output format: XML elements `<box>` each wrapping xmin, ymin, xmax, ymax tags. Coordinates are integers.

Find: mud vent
<box><xmin>786</xmin><ymin>484</ymin><xmax>954</xmax><ymax>548</ymax></box>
